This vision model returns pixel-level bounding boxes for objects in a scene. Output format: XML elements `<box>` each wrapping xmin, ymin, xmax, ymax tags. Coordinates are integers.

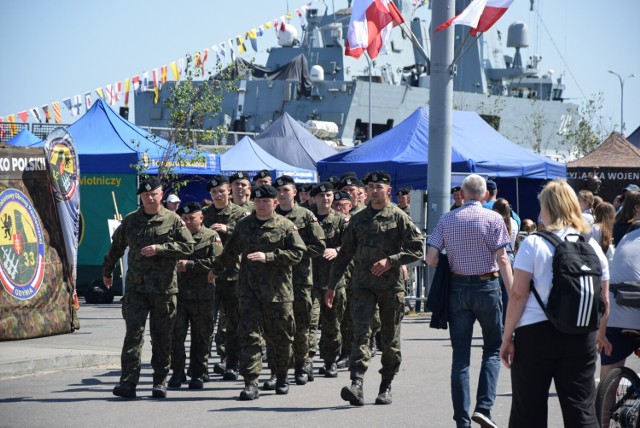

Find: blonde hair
<box><xmin>538</xmin><ymin>179</ymin><xmax>590</xmax><ymax>234</ymax></box>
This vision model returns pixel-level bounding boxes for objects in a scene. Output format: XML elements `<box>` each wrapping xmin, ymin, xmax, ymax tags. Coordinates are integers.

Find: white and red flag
<box><xmin>436</xmin><ymin>0</ymin><xmax>513</xmax><ymax>36</ymax></box>
<box><xmin>345</xmin><ymin>0</ymin><xmax>405</xmax><ymax>59</ymax></box>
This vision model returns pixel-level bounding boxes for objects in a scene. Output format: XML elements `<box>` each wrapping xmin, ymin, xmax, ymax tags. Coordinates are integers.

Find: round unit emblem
<box><xmin>0</xmin><ymin>188</ymin><xmax>46</xmax><ymax>300</ymax></box>
<box><xmin>48</xmin><ymin>136</ymin><xmax>78</xmax><ymax>201</ymax></box>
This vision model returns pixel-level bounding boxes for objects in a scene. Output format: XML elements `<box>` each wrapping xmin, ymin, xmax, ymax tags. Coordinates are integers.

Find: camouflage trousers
<box><xmin>171</xmin><ymin>298</ymin><xmax>215</xmax><ymax>378</ymax></box>
<box><xmin>340</xmin><ymin>289</ymin><xmax>381</xmax><ymax>356</ymax></box>
<box><xmin>216</xmin><ymin>280</ymin><xmax>240</xmax><ymax>370</ymax></box>
<box><xmin>293</xmin><ymin>286</ymin><xmax>312</xmax><ymax>366</ymax></box>
<box><xmin>238</xmin><ymin>298</ymin><xmax>294</xmax><ymax>382</ymax></box>
<box><xmin>349</xmin><ymin>287</ymin><xmax>404</xmax><ymax>382</ymax></box>
<box><xmin>120</xmin><ymin>291</ymin><xmax>177</xmax><ymax>385</ymax></box>
<box><xmin>310</xmin><ymin>287</ymin><xmax>346</xmax><ymax>363</ymax></box>
<box><xmin>209</xmin><ymin>289</ymin><xmax>225</xmax><ymax>360</ymax></box>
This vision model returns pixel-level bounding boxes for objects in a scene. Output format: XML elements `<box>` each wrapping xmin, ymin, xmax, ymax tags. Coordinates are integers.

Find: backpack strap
<box><xmin>529</xmin><ymin>230</ymin><xmax>562</xmax><ymax>313</ymax></box>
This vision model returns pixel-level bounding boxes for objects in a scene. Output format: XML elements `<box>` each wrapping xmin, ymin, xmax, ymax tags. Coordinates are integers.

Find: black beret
<box><xmin>333</xmin><ymin>190</ymin><xmax>351</xmax><ymax>201</ymax></box>
<box><xmin>177</xmin><ymin>201</ymin><xmax>202</xmax><ymax>215</ymax></box>
<box><xmin>206</xmin><ymin>174</ymin><xmax>229</xmax><ymax>191</ymax></box>
<box><xmin>253</xmin><ymin>169</ymin><xmax>272</xmax><ymax>181</ymax></box>
<box><xmin>338</xmin><ymin>176</ymin><xmax>363</xmax><ymax>189</ymax></box>
<box><xmin>362</xmin><ymin>170</ymin><xmax>390</xmax><ymax>184</ymax></box>
<box><xmin>252</xmin><ymin>184</ymin><xmax>278</xmax><ymax>199</ymax></box>
<box><xmin>396</xmin><ymin>187</ymin><xmax>411</xmax><ymax>196</ymax></box>
<box><xmin>137</xmin><ymin>177</ymin><xmax>162</xmax><ymax>194</ymax></box>
<box><xmin>229</xmin><ymin>171</ymin><xmax>250</xmax><ymax>183</ymax></box>
<box><xmin>340</xmin><ymin>171</ymin><xmax>358</xmax><ymax>180</ymax></box>
<box><xmin>451</xmin><ymin>186</ymin><xmax>462</xmax><ymax>194</ymax></box>
<box><xmin>297</xmin><ymin>183</ymin><xmax>314</xmax><ymax>192</ymax></box>
<box><xmin>326</xmin><ymin>176</ymin><xmax>340</xmax><ymax>186</ymax></box>
<box><xmin>310</xmin><ymin>181</ymin><xmax>334</xmax><ymax>197</ymax></box>
<box><xmin>274</xmin><ymin>175</ymin><xmax>296</xmax><ymax>188</ymax></box>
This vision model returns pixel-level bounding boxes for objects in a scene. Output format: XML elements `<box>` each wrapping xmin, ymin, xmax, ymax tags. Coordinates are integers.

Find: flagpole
<box><xmin>364</xmin><ymin>53</ymin><xmax>373</xmax><ymax>141</ymax></box>
<box><xmin>398</xmin><ymin>22</ymin><xmax>430</xmax><ymax>63</ymax></box>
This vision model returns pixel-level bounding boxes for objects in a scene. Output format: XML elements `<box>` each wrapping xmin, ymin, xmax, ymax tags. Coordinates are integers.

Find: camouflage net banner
<box><xmin>0</xmin><ymin>144</ymin><xmax>73</xmax><ymax>340</ymax></box>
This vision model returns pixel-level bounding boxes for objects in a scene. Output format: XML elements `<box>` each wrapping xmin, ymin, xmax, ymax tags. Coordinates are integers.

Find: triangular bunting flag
<box><xmin>17</xmin><ymin>111</ymin><xmax>28</xmax><ymax>123</ymax></box>
<box><xmin>30</xmin><ymin>107</ymin><xmax>42</xmax><ymax>123</ymax></box>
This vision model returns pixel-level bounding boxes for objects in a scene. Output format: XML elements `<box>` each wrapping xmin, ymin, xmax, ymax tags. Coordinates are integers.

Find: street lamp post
<box><xmin>608</xmin><ymin>70</ymin><xmax>636</xmax><ymax>134</ymax></box>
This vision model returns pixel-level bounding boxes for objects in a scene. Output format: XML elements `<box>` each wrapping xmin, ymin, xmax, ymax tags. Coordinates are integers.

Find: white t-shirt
<box><xmin>513</xmin><ymin>227</ymin><xmax>610</xmax><ymax>328</ymax></box>
<box><xmin>509</xmin><ymin>218</ymin><xmax>518</xmax><ymax>250</ymax></box>
<box><xmin>607</xmin><ymin>228</ymin><xmax>640</xmax><ymax>329</ymax></box>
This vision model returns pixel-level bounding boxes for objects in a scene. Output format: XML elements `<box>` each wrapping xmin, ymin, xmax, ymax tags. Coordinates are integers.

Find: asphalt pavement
<box><xmin>1</xmin><ymin>302</ymin><xmax>638</xmax><ymax>427</ymax></box>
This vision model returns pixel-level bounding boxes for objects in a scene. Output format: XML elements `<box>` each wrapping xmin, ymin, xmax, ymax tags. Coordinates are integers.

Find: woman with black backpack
<box><xmin>498</xmin><ymin>179</ymin><xmax>610</xmax><ymax>428</ymax></box>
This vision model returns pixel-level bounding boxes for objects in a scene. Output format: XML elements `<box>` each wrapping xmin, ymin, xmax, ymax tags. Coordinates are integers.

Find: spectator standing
<box><xmin>499</xmin><ymin>179</ymin><xmax>610</xmax><ymax>427</ymax></box>
<box><xmin>426</xmin><ymin>174</ymin><xmax>513</xmax><ymax>428</ymax></box>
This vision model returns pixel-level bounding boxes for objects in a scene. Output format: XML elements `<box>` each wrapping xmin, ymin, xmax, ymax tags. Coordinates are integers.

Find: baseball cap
<box><xmin>486</xmin><ymin>180</ymin><xmax>497</xmax><ymax>191</ymax></box>
<box><xmin>166</xmin><ymin>194</ymin><xmax>181</xmax><ymax>203</ymax></box>
<box><xmin>623</xmin><ymin>184</ymin><xmax>640</xmax><ymax>192</ymax></box>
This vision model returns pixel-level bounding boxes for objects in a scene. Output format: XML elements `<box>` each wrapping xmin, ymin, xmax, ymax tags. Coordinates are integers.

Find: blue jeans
<box><xmin>448</xmin><ymin>277</ymin><xmax>503</xmax><ymax>427</ymax></box>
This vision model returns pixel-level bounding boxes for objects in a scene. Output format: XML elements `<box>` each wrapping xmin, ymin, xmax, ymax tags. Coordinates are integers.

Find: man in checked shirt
<box><xmin>425</xmin><ymin>174</ymin><xmax>513</xmax><ymax>428</ymax></box>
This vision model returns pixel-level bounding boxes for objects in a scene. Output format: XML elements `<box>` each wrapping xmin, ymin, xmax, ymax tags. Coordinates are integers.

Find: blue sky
<box><xmin>1</xmin><ymin>0</ymin><xmax>638</xmax><ymax>137</ymax></box>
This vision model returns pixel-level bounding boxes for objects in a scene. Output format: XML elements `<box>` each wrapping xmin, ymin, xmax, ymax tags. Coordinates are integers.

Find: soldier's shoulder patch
<box><xmin>311</xmin><ymin>216</ymin><xmax>318</xmax><ymax>222</ymax></box>
<box><xmin>292</xmin><ymin>225</ymin><xmax>299</xmax><ymax>231</ymax></box>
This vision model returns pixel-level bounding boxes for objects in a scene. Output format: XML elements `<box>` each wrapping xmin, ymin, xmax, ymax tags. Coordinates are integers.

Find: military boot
<box><xmin>336</xmin><ymin>351</ymin><xmax>349</xmax><ymax>369</ymax></box>
<box><xmin>222</xmin><ymin>368</ymin><xmax>239</xmax><ymax>381</ymax></box>
<box><xmin>167</xmin><ymin>370</ymin><xmax>186</xmax><ymax>388</ymax></box>
<box><xmin>294</xmin><ymin>364</ymin><xmax>308</xmax><ymax>385</ymax></box>
<box><xmin>341</xmin><ymin>378</ymin><xmax>364</xmax><ymax>406</ymax></box>
<box><xmin>275</xmin><ymin>375</ymin><xmax>290</xmax><ymax>395</ymax></box>
<box><xmin>188</xmin><ymin>377</ymin><xmax>204</xmax><ymax>390</ymax></box>
<box><xmin>112</xmin><ymin>382</ymin><xmax>136</xmax><ymax>399</ymax></box>
<box><xmin>304</xmin><ymin>361</ymin><xmax>315</xmax><ymax>382</ymax></box>
<box><xmin>239</xmin><ymin>382</ymin><xmax>260</xmax><ymax>401</ymax></box>
<box><xmin>262</xmin><ymin>372</ymin><xmax>277</xmax><ymax>391</ymax></box>
<box><xmin>213</xmin><ymin>361</ymin><xmax>226</xmax><ymax>375</ymax></box>
<box><xmin>152</xmin><ymin>382</ymin><xmax>167</xmax><ymax>398</ymax></box>
<box><xmin>375</xmin><ymin>379</ymin><xmax>392</xmax><ymax>405</ymax></box>
<box><xmin>324</xmin><ymin>361</ymin><xmax>338</xmax><ymax>378</ymax></box>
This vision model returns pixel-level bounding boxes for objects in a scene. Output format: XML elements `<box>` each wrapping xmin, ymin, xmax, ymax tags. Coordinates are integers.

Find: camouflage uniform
<box><xmin>171</xmin><ymin>226</ymin><xmax>223</xmax><ymax>379</ymax></box>
<box><xmin>202</xmin><ymin>202</ymin><xmax>248</xmax><ymax>371</ymax></box>
<box><xmin>310</xmin><ymin>207</ymin><xmax>348</xmax><ymax>364</ymax></box>
<box><xmin>350</xmin><ymin>203</ymin><xmax>366</xmax><ymax>216</ymax></box>
<box><xmin>103</xmin><ymin>207</ymin><xmax>194</xmax><ymax>386</ymax></box>
<box><xmin>210</xmin><ymin>213</ymin><xmax>305</xmax><ymax>383</ymax></box>
<box><xmin>328</xmin><ymin>203</ymin><xmax>424</xmax><ymax>382</ymax></box>
<box><xmin>275</xmin><ymin>205</ymin><xmax>326</xmax><ymax>369</ymax></box>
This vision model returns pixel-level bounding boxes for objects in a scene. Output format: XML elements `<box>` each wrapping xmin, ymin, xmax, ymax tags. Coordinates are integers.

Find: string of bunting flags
<box><xmin>0</xmin><ymin>1</ymin><xmax>320</xmax><ymax>139</ymax></box>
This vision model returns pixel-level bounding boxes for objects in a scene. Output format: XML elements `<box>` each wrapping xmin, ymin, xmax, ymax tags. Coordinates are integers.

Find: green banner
<box><xmin>77</xmin><ymin>174</ymin><xmax>137</xmax><ymax>286</ymax></box>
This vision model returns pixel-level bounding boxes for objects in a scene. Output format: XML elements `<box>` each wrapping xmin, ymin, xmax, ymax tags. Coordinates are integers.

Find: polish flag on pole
<box><xmin>345</xmin><ymin>0</ymin><xmax>405</xmax><ymax>60</ymax></box>
<box><xmin>436</xmin><ymin>0</ymin><xmax>513</xmax><ymax>36</ymax></box>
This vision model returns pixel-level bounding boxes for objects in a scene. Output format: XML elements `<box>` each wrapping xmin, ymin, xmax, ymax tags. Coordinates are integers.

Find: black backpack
<box><xmin>530</xmin><ymin>230</ymin><xmax>603</xmax><ymax>334</ymax></box>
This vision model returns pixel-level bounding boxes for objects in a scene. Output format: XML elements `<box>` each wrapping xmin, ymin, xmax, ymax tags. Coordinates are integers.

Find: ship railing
<box><xmin>140</xmin><ymin>126</ymin><xmax>258</xmax><ymax>147</ymax></box>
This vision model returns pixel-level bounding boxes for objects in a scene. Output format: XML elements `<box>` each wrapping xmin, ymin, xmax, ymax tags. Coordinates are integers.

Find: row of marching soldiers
<box><xmin>103</xmin><ymin>169</ymin><xmax>424</xmax><ymax>404</ymax></box>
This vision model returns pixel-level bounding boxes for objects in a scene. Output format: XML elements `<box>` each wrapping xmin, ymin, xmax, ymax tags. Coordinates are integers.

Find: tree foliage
<box><xmin>135</xmin><ymin>57</ymin><xmax>239</xmax><ymax>192</ymax></box>
<box><xmin>561</xmin><ymin>93</ymin><xmax>612</xmax><ymax>159</ymax></box>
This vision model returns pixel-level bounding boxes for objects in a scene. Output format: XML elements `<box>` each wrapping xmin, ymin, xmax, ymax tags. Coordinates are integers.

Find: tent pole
<box><xmin>516</xmin><ymin>177</ymin><xmax>520</xmax><ymax>215</ymax></box>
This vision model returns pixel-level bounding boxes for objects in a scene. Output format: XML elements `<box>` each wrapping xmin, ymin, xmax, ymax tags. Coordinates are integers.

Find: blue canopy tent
<box><xmin>317</xmin><ymin>107</ymin><xmax>567</xmax><ymax>220</ymax></box>
<box><xmin>67</xmin><ymin>98</ymin><xmax>167</xmax><ymax>173</ymax></box>
<box><xmin>221</xmin><ymin>136</ymin><xmax>317</xmax><ymax>183</ymax></box>
<box><xmin>254</xmin><ymin>112</ymin><xmax>337</xmax><ymax>170</ymax></box>
<box><xmin>4</xmin><ymin>129</ymin><xmax>42</xmax><ymax>147</ymax></box>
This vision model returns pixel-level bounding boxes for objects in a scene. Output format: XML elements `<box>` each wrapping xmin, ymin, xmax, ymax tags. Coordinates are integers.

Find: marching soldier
<box><xmin>103</xmin><ymin>177</ymin><xmax>194</xmax><ymax>399</ymax></box>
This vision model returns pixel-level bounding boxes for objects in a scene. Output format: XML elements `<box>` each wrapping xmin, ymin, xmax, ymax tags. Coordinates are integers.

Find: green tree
<box><xmin>560</xmin><ymin>93</ymin><xmax>612</xmax><ymax>159</ymax></box>
<box><xmin>136</xmin><ymin>56</ymin><xmax>239</xmax><ymax>192</ymax></box>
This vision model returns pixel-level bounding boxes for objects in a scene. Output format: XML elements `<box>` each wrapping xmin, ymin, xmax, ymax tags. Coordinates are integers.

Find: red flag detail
<box><xmin>345</xmin><ymin>0</ymin><xmax>405</xmax><ymax>60</ymax></box>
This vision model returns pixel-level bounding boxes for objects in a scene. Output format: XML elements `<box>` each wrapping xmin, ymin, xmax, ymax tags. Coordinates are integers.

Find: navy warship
<box><xmin>133</xmin><ymin>0</ymin><xmax>577</xmax><ymax>159</ymax></box>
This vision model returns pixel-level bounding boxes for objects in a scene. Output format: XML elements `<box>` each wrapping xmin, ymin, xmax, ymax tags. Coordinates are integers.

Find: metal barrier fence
<box><xmin>32</xmin><ymin>123</ymin><xmax>70</xmax><ymax>140</ymax></box>
<box><xmin>405</xmin><ymin>261</ymin><xmax>434</xmax><ymax>313</ymax></box>
<box><xmin>0</xmin><ymin>122</ymin><xmax>29</xmax><ymax>144</ymax></box>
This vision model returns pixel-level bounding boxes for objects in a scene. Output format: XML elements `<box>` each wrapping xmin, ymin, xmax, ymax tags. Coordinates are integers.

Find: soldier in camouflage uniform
<box><xmin>202</xmin><ymin>175</ymin><xmax>248</xmax><ymax>381</ymax></box>
<box><xmin>168</xmin><ymin>202</ymin><xmax>223</xmax><ymax>390</ymax></box>
<box><xmin>209</xmin><ymin>184</ymin><xmax>306</xmax><ymax>401</ymax></box>
<box><xmin>230</xmin><ymin>171</ymin><xmax>254</xmax><ymax>212</ymax></box>
<box><xmin>331</xmin><ymin>190</ymin><xmax>354</xmax><ymax>368</ymax></box>
<box><xmin>274</xmin><ymin>175</ymin><xmax>326</xmax><ymax>386</ymax></box>
<box><xmin>103</xmin><ymin>177</ymin><xmax>194</xmax><ymax>399</ymax></box>
<box><xmin>297</xmin><ymin>183</ymin><xmax>314</xmax><ymax>209</ymax></box>
<box><xmin>395</xmin><ymin>188</ymin><xmax>411</xmax><ymax>215</ymax></box>
<box><xmin>338</xmin><ymin>175</ymin><xmax>367</xmax><ymax>215</ymax></box>
<box><xmin>308</xmin><ymin>182</ymin><xmax>349</xmax><ymax>377</ymax></box>
<box><xmin>325</xmin><ymin>170</ymin><xmax>424</xmax><ymax>406</ymax></box>
<box><xmin>252</xmin><ymin>169</ymin><xmax>272</xmax><ymax>186</ymax></box>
